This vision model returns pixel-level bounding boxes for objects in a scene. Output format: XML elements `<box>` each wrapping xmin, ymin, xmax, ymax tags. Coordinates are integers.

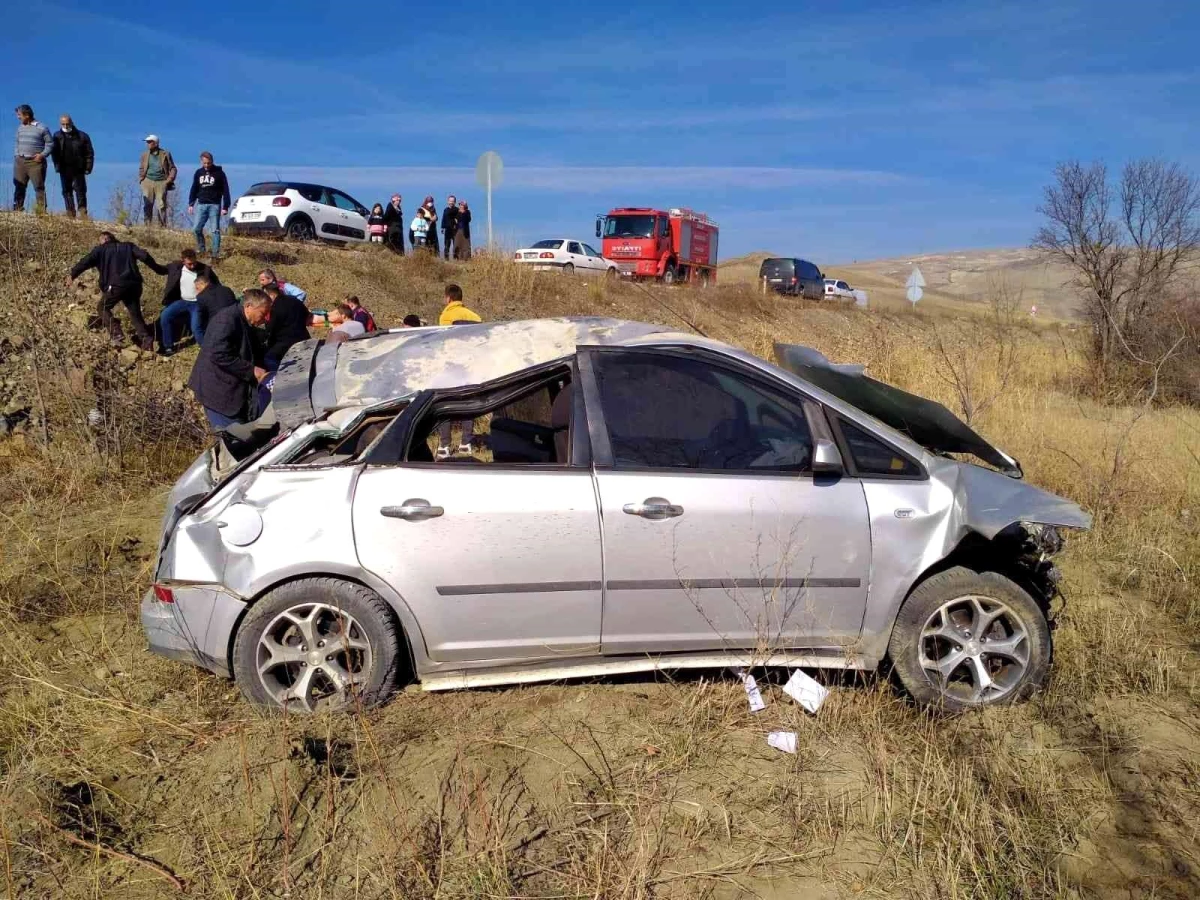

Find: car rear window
<box><xmin>244</xmin><ymin>183</ymin><xmax>288</xmax><ymax>196</ymax></box>
<box><xmin>759</xmin><ymin>258</ymin><xmax>795</xmax><ymax>278</ymax></box>
<box><xmin>532</xmin><ymin>240</ymin><xmax>564</xmax><ymax>249</ymax></box>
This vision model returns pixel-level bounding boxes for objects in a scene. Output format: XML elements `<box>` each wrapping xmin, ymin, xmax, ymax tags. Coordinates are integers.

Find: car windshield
<box><xmin>531</xmin><ymin>240</ymin><xmax>564</xmax><ymax>249</ymax></box>
<box><xmin>244</xmin><ymin>183</ymin><xmax>288</xmax><ymax>196</ymax></box>
<box><xmin>604</xmin><ymin>215</ymin><xmax>655</xmax><ymax>239</ymax></box>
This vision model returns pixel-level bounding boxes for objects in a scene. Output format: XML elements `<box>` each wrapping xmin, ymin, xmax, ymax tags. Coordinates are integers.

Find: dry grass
<box><xmin>1</xmin><ymin>213</ymin><xmax>1199</xmax><ymax>898</ymax></box>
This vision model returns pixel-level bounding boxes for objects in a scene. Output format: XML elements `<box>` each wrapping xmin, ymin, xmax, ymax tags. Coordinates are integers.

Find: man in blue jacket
<box><xmin>187</xmin><ymin>152</ymin><xmax>231</xmax><ymax>260</ymax></box>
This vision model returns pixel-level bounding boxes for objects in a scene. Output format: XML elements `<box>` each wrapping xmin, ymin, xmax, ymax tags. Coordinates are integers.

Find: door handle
<box><xmin>623</xmin><ymin>497</ymin><xmax>684</xmax><ymax>520</ymax></box>
<box><xmin>381</xmin><ymin>499</ymin><xmax>444</xmax><ymax>521</ymax></box>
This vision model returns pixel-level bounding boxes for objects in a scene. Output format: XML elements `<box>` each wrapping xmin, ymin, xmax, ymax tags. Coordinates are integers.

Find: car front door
<box><xmin>331</xmin><ymin>191</ymin><xmax>368</xmax><ymax>241</ymax></box>
<box><xmin>581</xmin><ymin>348</ymin><xmax>871</xmax><ymax>655</ymax></box>
<box><xmin>351</xmin><ymin>378</ymin><xmax>603</xmax><ymax>663</ymax></box>
<box><xmin>311</xmin><ymin>188</ymin><xmax>341</xmax><ymax>239</ymax></box>
<box><xmin>582</xmin><ymin>243</ymin><xmax>607</xmax><ymax>272</ymax></box>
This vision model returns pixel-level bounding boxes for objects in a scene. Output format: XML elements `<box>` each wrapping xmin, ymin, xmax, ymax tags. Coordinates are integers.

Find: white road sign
<box><xmin>905</xmin><ymin>265</ymin><xmax>925</xmax><ymax>305</ymax></box>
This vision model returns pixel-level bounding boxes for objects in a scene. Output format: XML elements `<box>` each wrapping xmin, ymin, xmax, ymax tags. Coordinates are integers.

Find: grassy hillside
<box><xmin>2</xmin><ymin>213</ymin><xmax>1199</xmax><ymax>899</ymax></box>
<box><xmin>720</xmin><ymin>248</ymin><xmax>1083</xmax><ymax>320</ymax></box>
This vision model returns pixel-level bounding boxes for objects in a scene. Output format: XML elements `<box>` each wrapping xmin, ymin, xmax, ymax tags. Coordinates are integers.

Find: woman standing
<box><xmin>453</xmin><ymin>200</ymin><xmax>472</xmax><ymax>260</ymax></box>
<box><xmin>420</xmin><ymin>196</ymin><xmax>439</xmax><ymax>255</ymax></box>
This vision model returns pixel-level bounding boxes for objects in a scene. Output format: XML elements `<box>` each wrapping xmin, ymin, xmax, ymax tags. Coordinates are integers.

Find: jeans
<box><xmin>59</xmin><ymin>170</ymin><xmax>88</xmax><ymax>216</ymax></box>
<box><xmin>193</xmin><ymin>203</ymin><xmax>221</xmax><ymax>255</ymax></box>
<box><xmin>12</xmin><ymin>156</ymin><xmax>47</xmax><ymax>213</ymax></box>
<box><xmin>160</xmin><ymin>299</ymin><xmax>204</xmax><ymax>351</ymax></box>
<box><xmin>203</xmin><ymin>407</ymin><xmax>242</xmax><ymax>430</ymax></box>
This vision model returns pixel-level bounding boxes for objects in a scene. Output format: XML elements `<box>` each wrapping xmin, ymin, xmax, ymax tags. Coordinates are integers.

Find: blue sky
<box><xmin>4</xmin><ymin>0</ymin><xmax>1199</xmax><ymax>261</ymax></box>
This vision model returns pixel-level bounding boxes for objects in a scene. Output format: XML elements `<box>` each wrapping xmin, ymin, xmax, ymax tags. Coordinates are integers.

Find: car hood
<box><xmin>774</xmin><ymin>342</ymin><xmax>1023</xmax><ymax>478</ymax></box>
<box><xmin>933</xmin><ymin>456</ymin><xmax>1092</xmax><ymax>537</ymax></box>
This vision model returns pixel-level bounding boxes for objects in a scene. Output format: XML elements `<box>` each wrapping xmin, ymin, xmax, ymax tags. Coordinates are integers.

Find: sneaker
<box><xmin>158</xmin><ymin>347</ymin><xmax>174</xmax><ymax>358</ymax></box>
<box><xmin>457</xmin><ymin>443</ymin><xmax>473</xmax><ymax>455</ymax></box>
<box><xmin>435</xmin><ymin>445</ymin><xmax>451</xmax><ymax>460</ymax></box>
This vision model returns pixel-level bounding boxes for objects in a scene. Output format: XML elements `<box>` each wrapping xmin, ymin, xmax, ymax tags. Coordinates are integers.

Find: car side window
<box><xmin>659</xmin><ymin>218</ymin><xmax>671</xmax><ymax>237</ymax></box>
<box><xmin>837</xmin><ymin>281</ymin><xmax>850</xmax><ymax>291</ymax></box>
<box><xmin>296</xmin><ymin>186</ymin><xmax>323</xmax><ymax>202</ymax></box>
<box><xmin>593</xmin><ymin>352</ymin><xmax>812</xmax><ymax>472</ymax></box>
<box><xmin>583</xmin><ymin>243</ymin><xmax>601</xmax><ymax>257</ymax></box>
<box><xmin>567</xmin><ymin>241</ymin><xmax>583</xmax><ymax>255</ymax></box>
<box><xmin>331</xmin><ymin>192</ymin><xmax>360</xmax><ymax>212</ymax></box>
<box><xmin>839</xmin><ymin>418</ymin><xmax>920</xmax><ymax>476</ymax></box>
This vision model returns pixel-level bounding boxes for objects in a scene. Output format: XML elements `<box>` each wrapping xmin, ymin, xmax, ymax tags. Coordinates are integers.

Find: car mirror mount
<box><xmin>812</xmin><ymin>438</ymin><xmax>844</xmax><ymax>475</ymax></box>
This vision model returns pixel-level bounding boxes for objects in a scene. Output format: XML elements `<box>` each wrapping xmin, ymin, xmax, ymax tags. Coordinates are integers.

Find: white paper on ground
<box><xmin>782</xmin><ymin>669</ymin><xmax>829</xmax><ymax>714</ymax></box>
<box><xmin>767</xmin><ymin>731</ymin><xmax>798</xmax><ymax>754</ymax></box>
<box><xmin>730</xmin><ymin>668</ymin><xmax>766</xmax><ymax>712</ymax></box>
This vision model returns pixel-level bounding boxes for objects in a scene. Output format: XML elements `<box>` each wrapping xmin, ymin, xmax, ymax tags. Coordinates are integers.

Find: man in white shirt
<box><xmin>325</xmin><ymin>304</ymin><xmax>366</xmax><ymax>344</ymax></box>
<box><xmin>158</xmin><ymin>249</ymin><xmax>220</xmax><ymax>355</ymax></box>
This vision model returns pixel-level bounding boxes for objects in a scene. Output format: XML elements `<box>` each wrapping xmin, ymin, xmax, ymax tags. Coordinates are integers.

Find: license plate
<box><xmin>241</xmin><ymin>212</ymin><xmax>261</xmax><ymax>220</ymax></box>
<box><xmin>523</xmin><ymin>252</ymin><xmax>538</xmax><ymax>259</ymax></box>
<box><xmin>769</xmin><ymin>278</ymin><xmax>782</xmax><ymax>283</ymax></box>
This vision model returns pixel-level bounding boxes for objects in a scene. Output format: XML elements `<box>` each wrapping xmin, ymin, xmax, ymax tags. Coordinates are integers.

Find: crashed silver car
<box><xmin>143</xmin><ymin>317</ymin><xmax>1090</xmax><ymax>713</ymax></box>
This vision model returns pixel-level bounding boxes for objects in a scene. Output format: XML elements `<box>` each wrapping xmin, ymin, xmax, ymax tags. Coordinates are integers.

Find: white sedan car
<box><xmin>514</xmin><ymin>239</ymin><xmax>617</xmax><ymax>276</ymax></box>
<box><xmin>824</xmin><ymin>278</ymin><xmax>857</xmax><ymax>301</ymax></box>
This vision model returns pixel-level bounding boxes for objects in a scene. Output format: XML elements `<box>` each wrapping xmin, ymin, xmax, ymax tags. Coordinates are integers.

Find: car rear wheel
<box><xmin>562</xmin><ymin>262</ymin><xmax>575</xmax><ymax>275</ymax></box>
<box><xmin>285</xmin><ymin>215</ymin><xmax>316</xmax><ymax>241</ymax></box>
<box><xmin>661</xmin><ymin>265</ymin><xmax>677</xmax><ymax>285</ymax></box>
<box><xmin>232</xmin><ymin>577</ymin><xmax>404</xmax><ymax>713</ymax></box>
<box><xmin>888</xmin><ymin>567</ymin><xmax>1050</xmax><ymax>712</ymax></box>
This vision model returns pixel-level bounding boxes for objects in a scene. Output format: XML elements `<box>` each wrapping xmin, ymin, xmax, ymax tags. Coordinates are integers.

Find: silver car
<box><xmin>143</xmin><ymin>317</ymin><xmax>1090</xmax><ymax>713</ymax></box>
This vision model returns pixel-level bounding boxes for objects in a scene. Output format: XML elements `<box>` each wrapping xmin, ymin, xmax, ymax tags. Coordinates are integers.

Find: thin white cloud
<box><xmin>216</xmin><ymin>163</ymin><xmax>919</xmax><ymax>193</ymax></box>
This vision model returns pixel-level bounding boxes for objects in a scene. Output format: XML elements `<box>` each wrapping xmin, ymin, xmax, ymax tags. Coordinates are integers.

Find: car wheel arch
<box><xmin>230</xmin><ymin>567</ymin><xmax>428</xmax><ymax>676</ymax></box>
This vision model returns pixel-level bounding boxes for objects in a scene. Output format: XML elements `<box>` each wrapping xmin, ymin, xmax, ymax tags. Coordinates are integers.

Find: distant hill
<box><xmin>720</xmin><ymin>248</ymin><xmax>1082</xmax><ymax>319</ymax></box>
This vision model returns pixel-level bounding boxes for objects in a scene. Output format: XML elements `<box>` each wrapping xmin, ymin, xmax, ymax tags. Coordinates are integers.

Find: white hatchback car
<box><xmin>824</xmin><ymin>278</ymin><xmax>856</xmax><ymax>301</ymax></box>
<box><xmin>230</xmin><ymin>182</ymin><xmax>371</xmax><ymax>244</ymax></box>
<box><xmin>514</xmin><ymin>239</ymin><xmax>616</xmax><ymax>276</ymax></box>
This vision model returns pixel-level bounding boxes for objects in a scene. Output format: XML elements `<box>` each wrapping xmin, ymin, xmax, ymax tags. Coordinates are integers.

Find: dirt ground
<box><xmin>1</xmin><ymin>214</ymin><xmax>1198</xmax><ymax>898</ymax></box>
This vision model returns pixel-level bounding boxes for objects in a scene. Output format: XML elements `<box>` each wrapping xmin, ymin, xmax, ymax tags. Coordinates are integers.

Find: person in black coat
<box><xmin>440</xmin><ymin>194</ymin><xmax>459</xmax><ymax>260</ymax></box>
<box><xmin>50</xmin><ymin>115</ymin><xmax>94</xmax><ymax>219</ymax></box>
<box><xmin>187</xmin><ymin>290</ymin><xmax>271</xmax><ymax>429</ymax></box>
<box><xmin>381</xmin><ymin>193</ymin><xmax>405</xmax><ymax>254</ymax></box>
<box><xmin>67</xmin><ymin>231</ymin><xmax>168</xmax><ymax>348</ymax></box>
<box><xmin>193</xmin><ymin>273</ymin><xmax>238</xmax><ymax>342</ymax></box>
<box><xmin>261</xmin><ymin>282</ymin><xmax>313</xmax><ymax>368</ymax></box>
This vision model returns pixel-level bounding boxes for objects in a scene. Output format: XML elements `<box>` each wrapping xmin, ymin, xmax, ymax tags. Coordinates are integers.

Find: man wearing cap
<box><xmin>138</xmin><ymin>134</ymin><xmax>177</xmax><ymax>226</ymax></box>
<box><xmin>12</xmin><ymin>104</ymin><xmax>53</xmax><ymax>214</ymax></box>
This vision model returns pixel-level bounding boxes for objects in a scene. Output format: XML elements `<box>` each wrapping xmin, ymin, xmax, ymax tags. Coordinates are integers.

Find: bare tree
<box><xmin>1033</xmin><ymin>159</ymin><xmax>1200</xmax><ymax>389</ymax></box>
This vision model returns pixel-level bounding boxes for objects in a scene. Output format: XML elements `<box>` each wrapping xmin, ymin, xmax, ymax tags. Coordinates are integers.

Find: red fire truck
<box><xmin>595</xmin><ymin>207</ymin><xmax>719</xmax><ymax>285</ymax></box>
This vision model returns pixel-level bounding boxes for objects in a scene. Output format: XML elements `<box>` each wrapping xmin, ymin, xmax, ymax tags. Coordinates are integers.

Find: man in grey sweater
<box><xmin>12</xmin><ymin>104</ymin><xmax>53</xmax><ymax>214</ymax></box>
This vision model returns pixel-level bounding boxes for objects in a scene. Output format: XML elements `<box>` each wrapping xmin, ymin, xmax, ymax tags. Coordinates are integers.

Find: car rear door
<box><xmin>566</xmin><ymin>241</ymin><xmax>586</xmax><ymax>270</ymax></box>
<box><xmin>580</xmin><ymin>348</ymin><xmax>871</xmax><ymax>655</ymax></box>
<box><xmin>351</xmin><ymin>379</ymin><xmax>603</xmax><ymax>663</ymax></box>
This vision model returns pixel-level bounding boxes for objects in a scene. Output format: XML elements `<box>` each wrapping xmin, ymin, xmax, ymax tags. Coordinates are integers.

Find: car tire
<box><xmin>606</xmin><ymin>266</ymin><xmax>617</xmax><ymax>279</ymax></box>
<box><xmin>232</xmin><ymin>577</ymin><xmax>404</xmax><ymax>713</ymax></box>
<box><xmin>562</xmin><ymin>263</ymin><xmax>574</xmax><ymax>275</ymax></box>
<box><xmin>285</xmin><ymin>215</ymin><xmax>316</xmax><ymax>241</ymax></box>
<box><xmin>661</xmin><ymin>264</ymin><xmax>677</xmax><ymax>285</ymax></box>
<box><xmin>887</xmin><ymin>566</ymin><xmax>1051</xmax><ymax>712</ymax></box>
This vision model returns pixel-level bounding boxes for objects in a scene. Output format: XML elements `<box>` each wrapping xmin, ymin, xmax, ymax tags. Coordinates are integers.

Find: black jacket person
<box><xmin>50</xmin><ymin>116</ymin><xmax>94</xmax><ymax>218</ymax></box>
<box><xmin>187</xmin><ymin>290</ymin><xmax>271</xmax><ymax>428</ymax></box>
<box><xmin>260</xmin><ymin>283</ymin><xmax>312</xmax><ymax>368</ymax></box>
<box><xmin>68</xmin><ymin>232</ymin><xmax>167</xmax><ymax>347</ymax></box>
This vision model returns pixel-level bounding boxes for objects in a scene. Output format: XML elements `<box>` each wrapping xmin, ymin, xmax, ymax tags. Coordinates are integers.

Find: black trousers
<box><xmin>59</xmin><ymin>171</ymin><xmax>88</xmax><ymax>215</ymax></box>
<box><xmin>98</xmin><ymin>283</ymin><xmax>152</xmax><ymax>344</ymax></box>
<box><xmin>442</xmin><ymin>230</ymin><xmax>454</xmax><ymax>258</ymax></box>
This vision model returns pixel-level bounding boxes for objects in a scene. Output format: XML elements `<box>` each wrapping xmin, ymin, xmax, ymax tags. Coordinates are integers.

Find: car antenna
<box><xmin>626</xmin><ymin>277</ymin><xmax>709</xmax><ymax>338</ymax></box>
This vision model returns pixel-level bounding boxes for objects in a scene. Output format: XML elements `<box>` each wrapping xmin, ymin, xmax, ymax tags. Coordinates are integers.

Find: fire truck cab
<box><xmin>596</xmin><ymin>207</ymin><xmax>719</xmax><ymax>285</ymax></box>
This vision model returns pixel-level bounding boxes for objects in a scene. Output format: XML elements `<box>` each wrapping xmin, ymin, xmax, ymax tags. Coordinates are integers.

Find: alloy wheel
<box><xmin>255</xmin><ymin>602</ymin><xmax>373</xmax><ymax>712</ymax></box>
<box><xmin>918</xmin><ymin>594</ymin><xmax>1030</xmax><ymax>704</ymax></box>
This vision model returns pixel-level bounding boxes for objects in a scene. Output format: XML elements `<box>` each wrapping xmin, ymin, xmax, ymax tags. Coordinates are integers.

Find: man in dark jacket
<box><xmin>381</xmin><ymin>193</ymin><xmax>404</xmax><ymax>254</ymax></box>
<box><xmin>261</xmin><ymin>282</ymin><xmax>312</xmax><ymax>369</ymax></box>
<box><xmin>158</xmin><ymin>249</ymin><xmax>219</xmax><ymax>355</ymax></box>
<box><xmin>186</xmin><ymin>152</ymin><xmax>231</xmax><ymax>259</ymax></box>
<box><xmin>67</xmin><ymin>232</ymin><xmax>168</xmax><ymax>348</ymax></box>
<box><xmin>50</xmin><ymin>115</ymin><xmax>94</xmax><ymax>219</ymax></box>
<box><xmin>188</xmin><ymin>290</ymin><xmax>271</xmax><ymax>429</ymax></box>
<box><xmin>194</xmin><ymin>273</ymin><xmax>237</xmax><ymax>330</ymax></box>
<box><xmin>440</xmin><ymin>194</ymin><xmax>459</xmax><ymax>260</ymax></box>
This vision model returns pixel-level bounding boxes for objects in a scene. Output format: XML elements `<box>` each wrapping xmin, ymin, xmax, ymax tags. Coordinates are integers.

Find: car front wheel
<box><xmin>887</xmin><ymin>567</ymin><xmax>1051</xmax><ymax>712</ymax></box>
<box><xmin>232</xmin><ymin>578</ymin><xmax>404</xmax><ymax>713</ymax></box>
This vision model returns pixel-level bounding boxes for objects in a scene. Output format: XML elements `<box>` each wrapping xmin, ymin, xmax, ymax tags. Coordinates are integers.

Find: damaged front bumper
<box><xmin>141</xmin><ymin>585</ymin><xmax>247</xmax><ymax>678</ymax></box>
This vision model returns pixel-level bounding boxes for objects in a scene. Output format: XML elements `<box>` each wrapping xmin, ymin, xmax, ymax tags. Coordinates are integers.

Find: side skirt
<box><xmin>416</xmin><ymin>649</ymin><xmax>877</xmax><ymax>692</ymax></box>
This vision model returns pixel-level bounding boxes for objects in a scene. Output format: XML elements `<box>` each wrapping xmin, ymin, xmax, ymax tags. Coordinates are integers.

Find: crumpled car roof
<box><xmin>326</xmin><ymin>317</ymin><xmax>670</xmax><ymax>410</ymax></box>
